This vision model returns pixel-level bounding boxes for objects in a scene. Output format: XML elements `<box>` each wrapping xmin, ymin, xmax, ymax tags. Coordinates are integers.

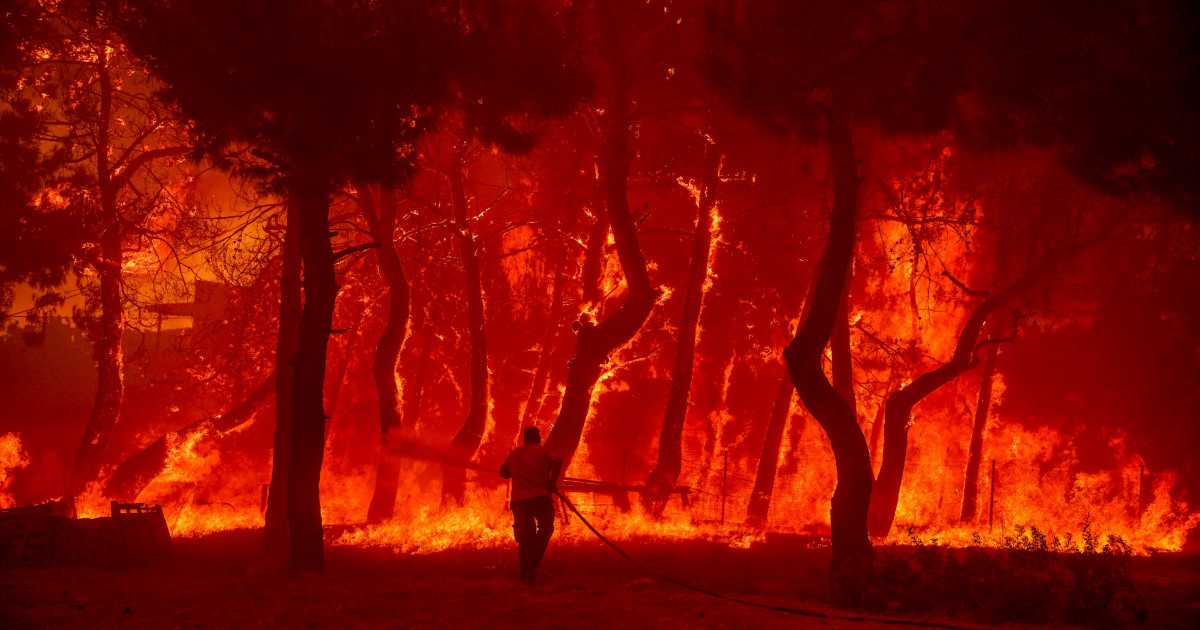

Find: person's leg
<box><xmin>512</xmin><ymin>499</ymin><xmax>536</xmax><ymax>582</ymax></box>
<box><xmin>532</xmin><ymin>495</ymin><xmax>556</xmax><ymax>567</ymax></box>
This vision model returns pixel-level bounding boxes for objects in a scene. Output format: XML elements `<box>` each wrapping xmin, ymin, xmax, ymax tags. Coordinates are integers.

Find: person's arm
<box><xmin>499</xmin><ymin>454</ymin><xmax>512</xmax><ymax>479</ymax></box>
<box><xmin>548</xmin><ymin>453</ymin><xmax>563</xmax><ymax>494</ymax></box>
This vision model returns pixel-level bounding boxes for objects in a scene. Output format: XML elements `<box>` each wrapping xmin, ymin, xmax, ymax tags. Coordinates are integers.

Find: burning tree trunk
<box><xmin>868</xmin><ymin>262</ymin><xmax>1056</xmax><ymax>538</ymax></box>
<box><xmin>781</xmin><ymin>111</ymin><xmax>874</xmax><ymax>577</ymax></box>
<box><xmin>264</xmin><ymin>195</ymin><xmax>302</xmax><ymax>555</ymax></box>
<box><xmin>286</xmin><ymin>176</ymin><xmax>338</xmax><ymax>573</ymax></box>
<box><xmin>544</xmin><ymin>35</ymin><xmax>654</xmax><ymax>467</ymax></box>
<box><xmin>361</xmin><ymin>185</ymin><xmax>410</xmax><ymax>523</ymax></box>
<box><xmin>960</xmin><ymin>322</ymin><xmax>1000</xmax><ymax>522</ymax></box>
<box><xmin>443</xmin><ymin>157</ymin><xmax>490</xmax><ymax>503</ymax></box>
<box><xmin>646</xmin><ymin>142</ymin><xmax>721</xmax><ymax>507</ymax></box>
<box><xmin>105</xmin><ymin>372</ymin><xmax>276</xmax><ymax>501</ymax></box>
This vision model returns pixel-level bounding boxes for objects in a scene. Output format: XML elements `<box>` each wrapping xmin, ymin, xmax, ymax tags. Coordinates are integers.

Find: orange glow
<box><xmin>0</xmin><ymin>433</ymin><xmax>30</xmax><ymax>509</ymax></box>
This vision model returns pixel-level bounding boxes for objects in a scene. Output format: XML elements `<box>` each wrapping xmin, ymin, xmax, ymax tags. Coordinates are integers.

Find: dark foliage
<box><xmin>870</xmin><ymin>523</ymin><xmax>1147</xmax><ymax>627</ymax></box>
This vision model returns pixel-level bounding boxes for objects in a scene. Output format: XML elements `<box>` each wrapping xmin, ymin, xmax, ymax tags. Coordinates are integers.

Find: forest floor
<box><xmin>2</xmin><ymin>528</ymin><xmax>1198</xmax><ymax>629</ymax></box>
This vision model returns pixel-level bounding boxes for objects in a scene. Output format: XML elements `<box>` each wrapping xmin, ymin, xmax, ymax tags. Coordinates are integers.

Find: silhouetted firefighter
<box><xmin>499</xmin><ymin>426</ymin><xmax>563</xmax><ymax>585</ymax></box>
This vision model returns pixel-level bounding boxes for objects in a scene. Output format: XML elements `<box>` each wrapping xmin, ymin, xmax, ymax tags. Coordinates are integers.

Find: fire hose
<box><xmin>393</xmin><ymin>440</ymin><xmax>983</xmax><ymax>629</ymax></box>
<box><xmin>552</xmin><ymin>490</ymin><xmax>986</xmax><ymax>630</ymax></box>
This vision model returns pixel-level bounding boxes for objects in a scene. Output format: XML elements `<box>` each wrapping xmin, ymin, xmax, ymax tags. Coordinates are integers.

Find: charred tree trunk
<box><xmin>70</xmin><ymin>47</ymin><xmax>123</xmax><ymax>497</ymax></box>
<box><xmin>960</xmin><ymin>325</ymin><xmax>999</xmax><ymax>522</ymax></box>
<box><xmin>544</xmin><ymin>21</ymin><xmax>654</xmax><ymax>467</ymax></box>
<box><xmin>286</xmin><ymin>176</ymin><xmax>337</xmax><ymax>573</ymax></box>
<box><xmin>362</xmin><ymin>186</ymin><xmax>410</xmax><ymax>523</ymax></box>
<box><xmin>781</xmin><ymin>111</ymin><xmax>874</xmax><ymax>578</ymax></box>
<box><xmin>646</xmin><ymin>142</ymin><xmax>720</xmax><ymax>506</ymax></box>
<box><xmin>105</xmin><ymin>372</ymin><xmax>276</xmax><ymax>501</ymax></box>
<box><xmin>444</xmin><ymin>158</ymin><xmax>489</xmax><ymax>503</ymax></box>
<box><xmin>263</xmin><ymin>195</ymin><xmax>302</xmax><ymax>555</ymax></box>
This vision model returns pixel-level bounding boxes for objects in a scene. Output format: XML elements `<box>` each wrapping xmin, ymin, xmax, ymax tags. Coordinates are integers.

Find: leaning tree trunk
<box><xmin>70</xmin><ymin>50</ymin><xmax>122</xmax><ymax>498</ymax></box>
<box><xmin>105</xmin><ymin>371</ymin><xmax>276</xmax><ymax>501</ymax></box>
<box><xmin>747</xmin><ymin>278</ymin><xmax>817</xmax><ymax>526</ymax></box>
<box><xmin>443</xmin><ymin>158</ymin><xmax>490</xmax><ymax>504</ymax></box>
<box><xmin>960</xmin><ymin>325</ymin><xmax>999</xmax><ymax>522</ymax></box>
<box><xmin>781</xmin><ymin>110</ymin><xmax>874</xmax><ymax>579</ymax></box>
<box><xmin>646</xmin><ymin>142</ymin><xmax>720</xmax><ymax>508</ymax></box>
<box><xmin>362</xmin><ymin>186</ymin><xmax>410</xmax><ymax>523</ymax></box>
<box><xmin>264</xmin><ymin>194</ymin><xmax>302</xmax><ymax>556</ymax></box>
<box><xmin>746</xmin><ymin>367</ymin><xmax>795</xmax><ymax>526</ymax></box>
<box><xmin>286</xmin><ymin>176</ymin><xmax>338</xmax><ymax>574</ymax></box>
<box><xmin>868</xmin><ymin>255</ymin><xmax>1060</xmax><ymax>538</ymax></box>
<box><xmin>750</xmin><ymin>249</ymin><xmax>857</xmax><ymax>527</ymax></box>
<box><xmin>544</xmin><ymin>62</ymin><xmax>654</xmax><ymax>468</ymax></box>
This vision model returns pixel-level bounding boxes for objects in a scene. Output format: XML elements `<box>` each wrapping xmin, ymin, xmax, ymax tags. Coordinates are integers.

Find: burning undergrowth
<box><xmin>37</xmin><ymin>413</ymin><xmax>1195</xmax><ymax>558</ymax></box>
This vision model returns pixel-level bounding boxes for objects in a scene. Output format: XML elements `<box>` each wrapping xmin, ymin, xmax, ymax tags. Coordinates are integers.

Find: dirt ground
<box><xmin>2</xmin><ymin>530</ymin><xmax>1198</xmax><ymax>629</ymax></box>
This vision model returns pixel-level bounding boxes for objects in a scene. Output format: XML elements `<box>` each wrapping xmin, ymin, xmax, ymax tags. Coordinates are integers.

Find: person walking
<box><xmin>499</xmin><ymin>426</ymin><xmax>563</xmax><ymax>584</ymax></box>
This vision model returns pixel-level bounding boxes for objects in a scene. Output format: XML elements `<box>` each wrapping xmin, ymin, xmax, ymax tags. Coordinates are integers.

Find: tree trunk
<box><xmin>544</xmin><ymin>41</ymin><xmax>654</xmax><ymax>468</ymax></box>
<box><xmin>105</xmin><ymin>371</ymin><xmax>276</xmax><ymax>501</ymax></box>
<box><xmin>443</xmin><ymin>157</ymin><xmax>490</xmax><ymax>504</ymax></box>
<box><xmin>580</xmin><ymin>206</ymin><xmax>610</xmax><ymax>308</ymax></box>
<box><xmin>286</xmin><ymin>177</ymin><xmax>337</xmax><ymax>573</ymax></box>
<box><xmin>70</xmin><ymin>46</ymin><xmax>123</xmax><ymax>498</ymax></box>
<box><xmin>868</xmin><ymin>257</ymin><xmax>1059</xmax><ymax>538</ymax></box>
<box><xmin>264</xmin><ymin>194</ymin><xmax>302</xmax><ymax>555</ymax></box>
<box><xmin>867</xmin><ymin>376</ymin><xmax>893</xmax><ymax>464</ymax></box>
<box><xmin>960</xmin><ymin>327</ymin><xmax>999</xmax><ymax>522</ymax></box>
<box><xmin>746</xmin><ymin>367</ymin><xmax>795</xmax><ymax>526</ymax></box>
<box><xmin>362</xmin><ymin>185</ymin><xmax>410</xmax><ymax>523</ymax></box>
<box><xmin>831</xmin><ymin>269</ymin><xmax>856</xmax><ymax>420</ymax></box>
<box><xmin>71</xmin><ymin>253</ymin><xmax>123</xmax><ymax>497</ymax></box>
<box><xmin>746</xmin><ymin>264</ymin><xmax>820</xmax><ymax>525</ymax></box>
<box><xmin>646</xmin><ymin>142</ymin><xmax>720</xmax><ymax>506</ymax></box>
<box><xmin>781</xmin><ymin>111</ymin><xmax>874</xmax><ymax>579</ymax></box>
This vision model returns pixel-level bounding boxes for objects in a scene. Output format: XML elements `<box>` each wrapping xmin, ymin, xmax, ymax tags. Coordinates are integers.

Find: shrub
<box><xmin>865</xmin><ymin>520</ymin><xmax>1146</xmax><ymax>627</ymax></box>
